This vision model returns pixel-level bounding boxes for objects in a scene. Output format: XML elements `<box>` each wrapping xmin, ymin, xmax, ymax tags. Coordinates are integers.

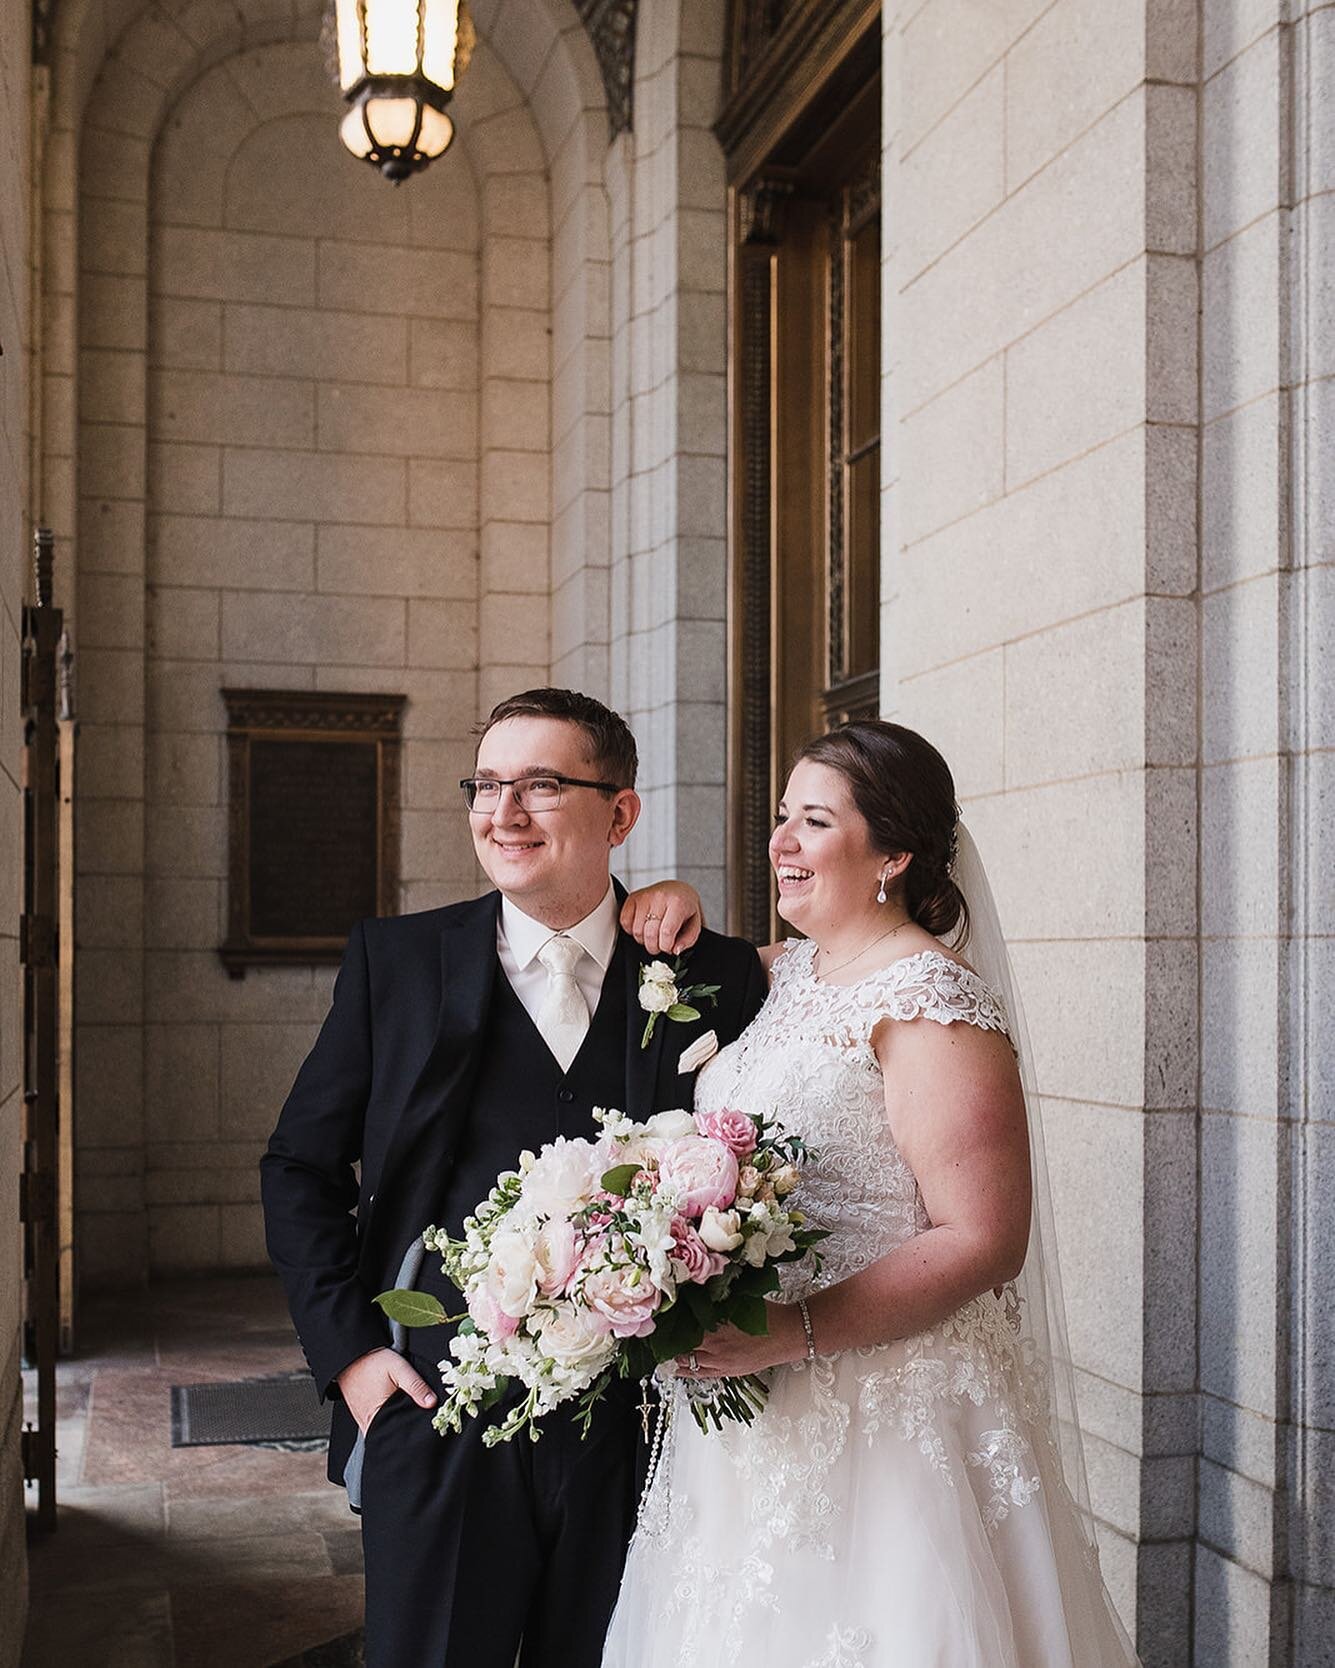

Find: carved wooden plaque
<box><xmin>219</xmin><ymin>689</ymin><xmax>405</xmax><ymax>976</ymax></box>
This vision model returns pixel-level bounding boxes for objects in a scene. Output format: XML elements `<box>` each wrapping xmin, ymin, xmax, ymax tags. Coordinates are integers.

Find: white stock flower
<box><xmin>741</xmin><ymin>1201</ymin><xmax>798</xmax><ymax>1267</ymax></box>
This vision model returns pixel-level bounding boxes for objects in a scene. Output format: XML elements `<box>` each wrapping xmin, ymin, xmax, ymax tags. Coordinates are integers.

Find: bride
<box><xmin>608</xmin><ymin>720</ymin><xmax>1141</xmax><ymax>1668</ymax></box>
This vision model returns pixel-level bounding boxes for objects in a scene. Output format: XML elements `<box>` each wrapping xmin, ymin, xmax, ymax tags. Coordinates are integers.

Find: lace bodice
<box><xmin>695</xmin><ymin>942</ymin><xmax>1012</xmax><ymax>1293</ymax></box>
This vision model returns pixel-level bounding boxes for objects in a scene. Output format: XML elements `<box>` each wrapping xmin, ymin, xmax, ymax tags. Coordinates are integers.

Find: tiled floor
<box><xmin>21</xmin><ymin>1276</ymin><xmax>365</xmax><ymax>1667</ymax></box>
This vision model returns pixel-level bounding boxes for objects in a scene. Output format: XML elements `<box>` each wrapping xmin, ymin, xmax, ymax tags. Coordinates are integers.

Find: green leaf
<box><xmin>600</xmin><ymin>1162</ymin><xmax>641</xmax><ymax>1196</ymax></box>
<box><xmin>666</xmin><ymin>1003</ymin><xmax>700</xmax><ymax>1023</ymax></box>
<box><xmin>647</xmin><ymin>1300</ymin><xmax>704</xmax><ymax>1363</ymax></box>
<box><xmin>373</xmin><ymin>1288</ymin><xmax>449</xmax><ymax>1328</ymax></box>
<box><xmin>726</xmin><ymin>1292</ymin><xmax>771</xmax><ymax>1337</ymax></box>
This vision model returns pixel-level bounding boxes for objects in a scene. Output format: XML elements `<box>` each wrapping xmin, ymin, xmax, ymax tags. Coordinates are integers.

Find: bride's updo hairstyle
<box><xmin>795</xmin><ymin>720</ymin><xmax>969</xmax><ymax>944</ymax></box>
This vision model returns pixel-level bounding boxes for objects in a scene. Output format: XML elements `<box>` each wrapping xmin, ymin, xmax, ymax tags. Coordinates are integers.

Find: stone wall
<box><xmin>880</xmin><ymin>0</ymin><xmax>1200</xmax><ymax>1648</ymax></box>
<box><xmin>69</xmin><ymin>19</ymin><xmax>550</xmax><ymax>1285</ymax></box>
<box><xmin>0</xmin><ymin>0</ymin><xmax>30</xmax><ymax>1646</ymax></box>
<box><xmin>1195</xmin><ymin>5</ymin><xmax>1334</xmax><ymax>1663</ymax></box>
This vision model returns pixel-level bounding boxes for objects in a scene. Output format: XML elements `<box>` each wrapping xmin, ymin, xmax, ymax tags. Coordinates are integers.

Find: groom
<box><xmin>261</xmin><ymin>687</ymin><xmax>765</xmax><ymax>1668</ymax></box>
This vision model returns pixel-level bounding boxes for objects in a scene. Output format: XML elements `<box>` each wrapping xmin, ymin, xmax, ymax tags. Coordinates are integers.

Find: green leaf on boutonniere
<box><xmin>666</xmin><ymin>1003</ymin><xmax>700</xmax><ymax>1022</ymax></box>
<box><xmin>600</xmin><ymin>1162</ymin><xmax>641</xmax><ymax>1196</ymax></box>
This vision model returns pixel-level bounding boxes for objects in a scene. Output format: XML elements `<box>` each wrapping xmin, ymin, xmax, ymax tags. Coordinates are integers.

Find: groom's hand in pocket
<box><xmin>337</xmin><ymin>1347</ymin><xmax>438</xmax><ymax>1435</ymax></box>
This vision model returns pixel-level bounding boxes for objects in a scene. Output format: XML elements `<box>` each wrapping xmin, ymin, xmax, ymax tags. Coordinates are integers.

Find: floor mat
<box><xmin>171</xmin><ymin>1373</ymin><xmax>330</xmax><ymax>1447</ymax></box>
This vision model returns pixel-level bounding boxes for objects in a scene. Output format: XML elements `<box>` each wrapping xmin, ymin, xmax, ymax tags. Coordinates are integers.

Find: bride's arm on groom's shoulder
<box><xmin>687</xmin><ymin>1015</ymin><xmax>1031</xmax><ymax>1378</ymax></box>
<box><xmin>622</xmin><ymin>880</ymin><xmax>787</xmax><ymax>983</ymax></box>
<box><xmin>620</xmin><ymin>879</ymin><xmax>704</xmax><ymax>954</ymax></box>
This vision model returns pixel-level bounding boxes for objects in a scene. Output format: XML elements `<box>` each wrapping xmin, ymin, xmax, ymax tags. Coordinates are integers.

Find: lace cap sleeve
<box><xmin>863</xmin><ymin>949</ymin><xmax>1012</xmax><ymax>1043</ymax></box>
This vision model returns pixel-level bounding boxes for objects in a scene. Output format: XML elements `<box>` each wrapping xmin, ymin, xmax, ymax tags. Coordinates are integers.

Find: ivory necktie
<box><xmin>535</xmin><ymin>933</ymin><xmax>590</xmax><ymax>1072</ymax></box>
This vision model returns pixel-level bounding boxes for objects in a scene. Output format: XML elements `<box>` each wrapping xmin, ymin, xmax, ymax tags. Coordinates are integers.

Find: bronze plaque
<box><xmin>219</xmin><ymin>689</ymin><xmax>405</xmax><ymax>976</ymax></box>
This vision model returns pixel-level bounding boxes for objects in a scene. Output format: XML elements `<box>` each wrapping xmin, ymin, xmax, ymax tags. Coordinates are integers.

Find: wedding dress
<box><xmin>602</xmin><ymin>935</ymin><xmax>1141</xmax><ymax>1668</ymax></box>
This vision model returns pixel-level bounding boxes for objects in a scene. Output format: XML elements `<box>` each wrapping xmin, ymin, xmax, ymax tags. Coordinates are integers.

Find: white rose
<box><xmin>642</xmin><ymin>1108</ymin><xmax>696</xmax><ymax>1141</ymax></box>
<box><xmin>769</xmin><ymin>1163</ymin><xmax>799</xmax><ymax>1197</ymax></box>
<box><xmin>534</xmin><ymin>1305</ymin><xmax>617</xmax><ymax>1373</ymax></box>
<box><xmin>643</xmin><ymin>960</ymin><xmax>676</xmax><ymax>986</ymax></box>
<box><xmin>698</xmin><ymin>1206</ymin><xmax>743</xmax><ymax>1253</ymax></box>
<box><xmin>519</xmin><ymin>1136</ymin><xmax>598</xmax><ymax>1220</ymax></box>
<box><xmin>638</xmin><ymin>979</ymin><xmax>676</xmax><ymax>1015</ymax></box>
<box><xmin>485</xmin><ymin>1227</ymin><xmax>540</xmax><ymax>1317</ymax></box>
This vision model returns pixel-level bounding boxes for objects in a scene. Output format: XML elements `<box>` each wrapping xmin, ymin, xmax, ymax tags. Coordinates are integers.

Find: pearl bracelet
<box><xmin>797</xmin><ymin>1297</ymin><xmax>817</xmax><ymax>1364</ymax></box>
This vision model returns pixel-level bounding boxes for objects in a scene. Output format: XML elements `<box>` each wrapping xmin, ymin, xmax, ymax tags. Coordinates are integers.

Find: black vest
<box><xmin>418</xmin><ymin>939</ymin><xmax>631</xmax><ymax>1304</ymax></box>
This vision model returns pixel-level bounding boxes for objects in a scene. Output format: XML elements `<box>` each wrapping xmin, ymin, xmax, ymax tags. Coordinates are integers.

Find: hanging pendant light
<box><xmin>333</xmin><ymin>0</ymin><xmax>475</xmax><ymax>183</ymax></box>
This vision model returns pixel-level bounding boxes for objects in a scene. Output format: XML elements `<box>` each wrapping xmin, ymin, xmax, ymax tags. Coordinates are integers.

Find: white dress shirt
<box><xmin>497</xmin><ymin>881</ymin><xmax>620</xmax><ymax>1031</ymax></box>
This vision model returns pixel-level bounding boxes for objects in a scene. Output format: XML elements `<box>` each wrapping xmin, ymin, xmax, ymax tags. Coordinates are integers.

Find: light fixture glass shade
<box><xmin>333</xmin><ymin>0</ymin><xmax>473</xmax><ymax>182</ymax></box>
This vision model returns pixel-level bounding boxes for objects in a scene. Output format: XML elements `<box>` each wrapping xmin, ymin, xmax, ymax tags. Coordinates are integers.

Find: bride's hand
<box><xmin>620</xmin><ymin>879</ymin><xmax>705</xmax><ymax>956</ymax></box>
<box><xmin>676</xmin><ymin>1308</ymin><xmax>805</xmax><ymax>1378</ymax></box>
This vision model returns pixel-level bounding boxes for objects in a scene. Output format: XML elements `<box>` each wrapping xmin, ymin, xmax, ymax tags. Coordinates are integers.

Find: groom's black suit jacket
<box><xmin>260</xmin><ymin>884</ymin><xmax>767</xmax><ymax>1485</ymax></box>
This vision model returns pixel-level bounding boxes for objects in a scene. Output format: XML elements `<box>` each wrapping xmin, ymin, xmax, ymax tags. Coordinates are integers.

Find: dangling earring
<box><xmin>876</xmin><ymin>872</ymin><xmax>888</xmax><ymax>905</ymax></box>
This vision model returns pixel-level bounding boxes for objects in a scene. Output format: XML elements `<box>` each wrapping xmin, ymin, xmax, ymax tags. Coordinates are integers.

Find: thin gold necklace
<box><xmin>815</xmin><ymin>916</ymin><xmax>913</xmax><ymax>981</ymax></box>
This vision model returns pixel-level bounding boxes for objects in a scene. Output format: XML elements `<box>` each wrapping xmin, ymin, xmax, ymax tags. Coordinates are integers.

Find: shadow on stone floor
<box><xmin>22</xmin><ymin>1274</ymin><xmax>365</xmax><ymax>1667</ymax></box>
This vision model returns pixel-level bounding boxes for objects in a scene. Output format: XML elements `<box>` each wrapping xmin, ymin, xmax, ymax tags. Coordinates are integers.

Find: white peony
<box><xmin>519</xmin><ymin>1136</ymin><xmax>599</xmax><ymax>1220</ymax></box>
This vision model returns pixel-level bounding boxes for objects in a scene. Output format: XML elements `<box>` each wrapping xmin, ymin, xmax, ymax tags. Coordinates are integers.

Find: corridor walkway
<box><xmin>21</xmin><ymin>1276</ymin><xmax>363</xmax><ymax>1666</ymax></box>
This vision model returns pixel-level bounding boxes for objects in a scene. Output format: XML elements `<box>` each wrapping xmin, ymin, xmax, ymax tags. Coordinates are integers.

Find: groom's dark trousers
<box><xmin>260</xmin><ymin>889</ymin><xmax>766</xmax><ymax>1668</ymax></box>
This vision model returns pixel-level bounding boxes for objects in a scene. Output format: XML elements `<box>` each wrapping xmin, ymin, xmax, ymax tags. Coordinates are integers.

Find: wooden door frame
<box><xmin>721</xmin><ymin>0</ymin><xmax>882</xmax><ymax>941</ymax></box>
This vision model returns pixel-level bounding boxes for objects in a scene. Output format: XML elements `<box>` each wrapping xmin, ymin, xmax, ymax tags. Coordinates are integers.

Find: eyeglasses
<box><xmin>460</xmin><ymin>773</ymin><xmax>621</xmax><ymax>812</ymax></box>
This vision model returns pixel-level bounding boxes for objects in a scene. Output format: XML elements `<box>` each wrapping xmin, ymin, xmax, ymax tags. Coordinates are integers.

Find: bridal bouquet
<box><xmin>375</xmin><ymin>1105</ymin><xmax>825</xmax><ymax>1443</ymax></box>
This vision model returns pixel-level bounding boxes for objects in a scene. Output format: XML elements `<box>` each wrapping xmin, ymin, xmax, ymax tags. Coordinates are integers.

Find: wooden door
<box><xmin>721</xmin><ymin>1</ymin><xmax>882</xmax><ymax>941</ymax></box>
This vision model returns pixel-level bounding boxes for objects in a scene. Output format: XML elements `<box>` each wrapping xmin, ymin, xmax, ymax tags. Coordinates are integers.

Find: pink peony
<box><xmin>669</xmin><ymin>1218</ymin><xmax>728</xmax><ymax>1285</ymax></box>
<box><xmin>581</xmin><ymin>1264</ymin><xmax>662</xmax><ymax>1338</ymax></box>
<box><xmin>467</xmin><ymin>1283</ymin><xmax>520</xmax><ymax>1340</ymax></box>
<box><xmin>693</xmin><ymin>1108</ymin><xmax>758</xmax><ymax>1158</ymax></box>
<box><xmin>658</xmin><ymin>1134</ymin><xmax>739</xmax><ymax>1216</ymax></box>
<box><xmin>533</xmin><ymin>1217</ymin><xmax>582</xmax><ymax>1297</ymax></box>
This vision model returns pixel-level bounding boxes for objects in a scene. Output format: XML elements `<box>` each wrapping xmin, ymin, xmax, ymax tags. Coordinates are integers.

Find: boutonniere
<box><xmin>637</xmin><ymin>956</ymin><xmax>721</xmax><ymax>1049</ymax></box>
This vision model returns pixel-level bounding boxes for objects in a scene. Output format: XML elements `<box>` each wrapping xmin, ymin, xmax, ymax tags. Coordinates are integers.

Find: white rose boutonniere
<box><xmin>637</xmin><ymin>955</ymin><xmax>721</xmax><ymax>1049</ymax></box>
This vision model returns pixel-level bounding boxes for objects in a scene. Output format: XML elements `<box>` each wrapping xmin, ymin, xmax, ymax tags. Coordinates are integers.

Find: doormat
<box><xmin>170</xmin><ymin>1372</ymin><xmax>330</xmax><ymax>1448</ymax></box>
<box><xmin>269</xmin><ymin>1634</ymin><xmax>364</xmax><ymax>1667</ymax></box>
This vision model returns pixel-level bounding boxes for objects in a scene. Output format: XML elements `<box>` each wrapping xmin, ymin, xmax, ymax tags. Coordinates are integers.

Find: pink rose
<box><xmin>658</xmin><ymin>1134</ymin><xmax>739</xmax><ymax>1215</ymax></box>
<box><xmin>693</xmin><ymin>1108</ymin><xmax>758</xmax><ymax>1158</ymax></box>
<box><xmin>581</xmin><ymin>1265</ymin><xmax>662</xmax><ymax>1338</ymax></box>
<box><xmin>669</xmin><ymin>1218</ymin><xmax>727</xmax><ymax>1285</ymax></box>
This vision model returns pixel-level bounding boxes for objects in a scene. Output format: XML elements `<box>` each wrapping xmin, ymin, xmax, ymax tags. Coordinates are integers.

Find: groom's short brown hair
<box><xmin>477</xmin><ymin>688</ymin><xmax>639</xmax><ymax>790</ymax></box>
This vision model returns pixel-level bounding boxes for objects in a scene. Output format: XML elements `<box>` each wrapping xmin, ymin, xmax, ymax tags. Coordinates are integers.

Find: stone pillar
<box><xmin>609</xmin><ymin>1</ymin><xmax>729</xmax><ymax>921</ymax></box>
<box><xmin>881</xmin><ymin>0</ymin><xmax>1199</xmax><ymax>1653</ymax></box>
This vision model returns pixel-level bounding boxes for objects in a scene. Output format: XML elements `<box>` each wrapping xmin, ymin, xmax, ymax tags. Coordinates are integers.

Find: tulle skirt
<box><xmin>602</xmin><ymin>1341</ymin><xmax>1141</xmax><ymax>1668</ymax></box>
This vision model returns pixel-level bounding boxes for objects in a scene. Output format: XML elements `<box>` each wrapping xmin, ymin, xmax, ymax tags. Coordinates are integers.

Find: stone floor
<box><xmin>21</xmin><ymin>1275</ymin><xmax>365</xmax><ymax>1667</ymax></box>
